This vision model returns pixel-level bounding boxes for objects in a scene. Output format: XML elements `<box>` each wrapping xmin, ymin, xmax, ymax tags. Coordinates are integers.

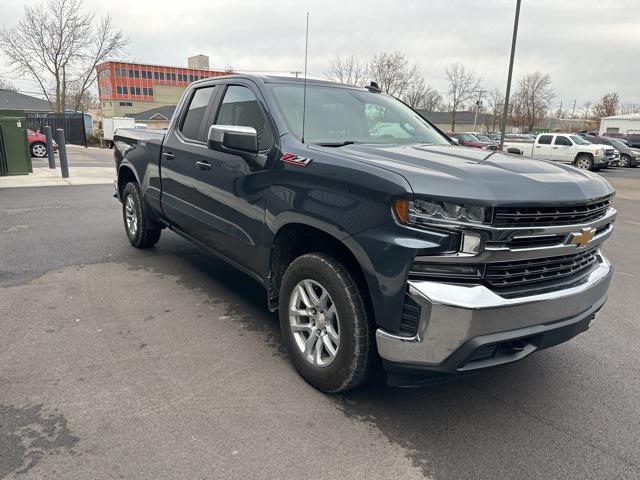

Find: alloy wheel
<box><xmin>124</xmin><ymin>194</ymin><xmax>138</xmax><ymax>236</ymax></box>
<box><xmin>32</xmin><ymin>144</ymin><xmax>47</xmax><ymax>157</ymax></box>
<box><xmin>576</xmin><ymin>157</ymin><xmax>591</xmax><ymax>169</ymax></box>
<box><xmin>289</xmin><ymin>279</ymin><xmax>340</xmax><ymax>367</ymax></box>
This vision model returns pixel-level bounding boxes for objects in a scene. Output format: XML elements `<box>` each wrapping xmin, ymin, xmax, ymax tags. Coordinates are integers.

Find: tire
<box><xmin>122</xmin><ymin>182</ymin><xmax>161</xmax><ymax>248</ymax></box>
<box><xmin>575</xmin><ymin>154</ymin><xmax>594</xmax><ymax>170</ymax></box>
<box><xmin>279</xmin><ymin>253</ymin><xmax>376</xmax><ymax>393</ymax></box>
<box><xmin>30</xmin><ymin>142</ymin><xmax>47</xmax><ymax>158</ymax></box>
<box><xmin>619</xmin><ymin>154</ymin><xmax>631</xmax><ymax>168</ymax></box>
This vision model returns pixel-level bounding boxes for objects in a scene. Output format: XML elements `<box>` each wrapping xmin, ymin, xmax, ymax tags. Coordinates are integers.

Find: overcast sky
<box><xmin>2</xmin><ymin>0</ymin><xmax>639</xmax><ymax>110</ymax></box>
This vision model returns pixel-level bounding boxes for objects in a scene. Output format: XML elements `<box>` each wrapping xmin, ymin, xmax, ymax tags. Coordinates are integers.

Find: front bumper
<box><xmin>376</xmin><ymin>253</ymin><xmax>612</xmax><ymax>375</ymax></box>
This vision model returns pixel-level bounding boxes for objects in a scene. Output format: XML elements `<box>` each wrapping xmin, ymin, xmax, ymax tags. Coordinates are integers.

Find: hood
<box><xmin>319</xmin><ymin>144</ymin><xmax>614</xmax><ymax>206</ymax></box>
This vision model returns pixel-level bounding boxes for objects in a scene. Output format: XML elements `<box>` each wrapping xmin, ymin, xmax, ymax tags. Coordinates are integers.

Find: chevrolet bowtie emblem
<box><xmin>569</xmin><ymin>227</ymin><xmax>595</xmax><ymax>247</ymax></box>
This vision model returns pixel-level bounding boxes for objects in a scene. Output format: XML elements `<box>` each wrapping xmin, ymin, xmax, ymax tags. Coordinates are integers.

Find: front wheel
<box><xmin>30</xmin><ymin>142</ymin><xmax>47</xmax><ymax>158</ymax></box>
<box><xmin>575</xmin><ymin>155</ymin><xmax>594</xmax><ymax>170</ymax></box>
<box><xmin>279</xmin><ymin>253</ymin><xmax>376</xmax><ymax>393</ymax></box>
<box><xmin>122</xmin><ymin>182</ymin><xmax>161</xmax><ymax>248</ymax></box>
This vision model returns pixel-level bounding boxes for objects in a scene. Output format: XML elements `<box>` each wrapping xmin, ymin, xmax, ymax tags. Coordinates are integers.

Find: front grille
<box><xmin>485</xmin><ymin>247</ymin><xmax>599</xmax><ymax>289</ymax></box>
<box><xmin>398</xmin><ymin>292</ymin><xmax>421</xmax><ymax>337</ymax></box>
<box><xmin>605</xmin><ymin>148</ymin><xmax>615</xmax><ymax>156</ymax></box>
<box><xmin>494</xmin><ymin>197</ymin><xmax>611</xmax><ymax>227</ymax></box>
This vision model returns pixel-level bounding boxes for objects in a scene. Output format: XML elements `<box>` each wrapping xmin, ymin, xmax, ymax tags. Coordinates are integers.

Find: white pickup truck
<box><xmin>503</xmin><ymin>133</ymin><xmax>616</xmax><ymax>170</ymax></box>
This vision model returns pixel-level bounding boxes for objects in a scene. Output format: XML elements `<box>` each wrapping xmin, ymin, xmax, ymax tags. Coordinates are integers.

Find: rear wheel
<box><xmin>279</xmin><ymin>253</ymin><xmax>376</xmax><ymax>393</ymax></box>
<box><xmin>30</xmin><ymin>142</ymin><xmax>47</xmax><ymax>158</ymax></box>
<box><xmin>122</xmin><ymin>182</ymin><xmax>161</xmax><ymax>248</ymax></box>
<box><xmin>575</xmin><ymin>154</ymin><xmax>594</xmax><ymax>170</ymax></box>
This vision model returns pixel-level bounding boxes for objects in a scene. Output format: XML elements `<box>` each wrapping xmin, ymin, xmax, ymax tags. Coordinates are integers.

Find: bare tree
<box><xmin>402</xmin><ymin>78</ymin><xmax>442</xmax><ymax>112</ymax></box>
<box><xmin>0</xmin><ymin>78</ymin><xmax>16</xmax><ymax>91</ymax></box>
<box><xmin>369</xmin><ymin>51</ymin><xmax>418</xmax><ymax>97</ymax></box>
<box><xmin>325</xmin><ymin>55</ymin><xmax>369</xmax><ymax>87</ymax></box>
<box><xmin>619</xmin><ymin>101</ymin><xmax>640</xmax><ymax>115</ymax></box>
<box><xmin>514</xmin><ymin>72</ymin><xmax>554</xmax><ymax>131</ymax></box>
<box><xmin>592</xmin><ymin>92</ymin><xmax>619</xmax><ymax>122</ymax></box>
<box><xmin>66</xmin><ymin>88</ymin><xmax>99</xmax><ymax>111</ymax></box>
<box><xmin>445</xmin><ymin>63</ymin><xmax>480</xmax><ymax>130</ymax></box>
<box><xmin>486</xmin><ymin>88</ymin><xmax>504</xmax><ymax>131</ymax></box>
<box><xmin>0</xmin><ymin>0</ymin><xmax>127</xmax><ymax>112</ymax></box>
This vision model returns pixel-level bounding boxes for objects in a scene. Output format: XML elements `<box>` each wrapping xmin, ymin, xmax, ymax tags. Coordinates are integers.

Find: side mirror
<box><xmin>208</xmin><ymin>125</ymin><xmax>258</xmax><ymax>154</ymax></box>
<box><xmin>450</xmin><ymin>137</ymin><xmax>460</xmax><ymax>146</ymax></box>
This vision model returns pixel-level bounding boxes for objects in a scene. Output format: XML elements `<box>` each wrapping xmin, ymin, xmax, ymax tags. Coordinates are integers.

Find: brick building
<box><xmin>96</xmin><ymin>55</ymin><xmax>228</xmax><ymax>118</ymax></box>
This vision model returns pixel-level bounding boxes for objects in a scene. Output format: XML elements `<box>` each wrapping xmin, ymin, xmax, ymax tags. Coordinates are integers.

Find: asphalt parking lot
<box><xmin>1</xmin><ymin>164</ymin><xmax>640</xmax><ymax>479</ymax></box>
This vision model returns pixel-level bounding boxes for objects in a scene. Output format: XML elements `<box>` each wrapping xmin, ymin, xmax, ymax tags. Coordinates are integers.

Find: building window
<box><xmin>154</xmin><ymin>71</ymin><xmax>159</xmax><ymax>80</ymax></box>
<box><xmin>118</xmin><ymin>102</ymin><xmax>133</xmax><ymax>107</ymax></box>
<box><xmin>143</xmin><ymin>87</ymin><xmax>148</xmax><ymax>96</ymax></box>
<box><xmin>178</xmin><ymin>73</ymin><xmax>183</xmax><ymax>82</ymax></box>
<box><xmin>148</xmin><ymin>88</ymin><xmax>153</xmax><ymax>96</ymax></box>
<box><xmin>134</xmin><ymin>87</ymin><xmax>141</xmax><ymax>95</ymax></box>
<box><xmin>141</xmin><ymin>70</ymin><xmax>147</xmax><ymax>79</ymax></box>
<box><xmin>116</xmin><ymin>86</ymin><xmax>122</xmax><ymax>94</ymax></box>
<box><xmin>147</xmin><ymin>71</ymin><xmax>152</xmax><ymax>79</ymax></box>
<box><xmin>159</xmin><ymin>72</ymin><xmax>165</xmax><ymax>80</ymax></box>
<box><xmin>128</xmin><ymin>69</ymin><xmax>134</xmax><ymax>78</ymax></box>
<box><xmin>122</xmin><ymin>86</ymin><xmax>128</xmax><ymax>94</ymax></box>
<box><xmin>171</xmin><ymin>73</ymin><xmax>176</xmax><ymax>81</ymax></box>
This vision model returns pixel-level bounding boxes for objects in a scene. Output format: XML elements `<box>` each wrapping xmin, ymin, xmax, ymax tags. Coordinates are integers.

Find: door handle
<box><xmin>196</xmin><ymin>160</ymin><xmax>212</xmax><ymax>171</ymax></box>
<box><xmin>162</xmin><ymin>152</ymin><xmax>175</xmax><ymax>160</ymax></box>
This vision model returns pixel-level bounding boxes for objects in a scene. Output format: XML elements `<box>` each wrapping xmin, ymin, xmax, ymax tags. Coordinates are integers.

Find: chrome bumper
<box><xmin>376</xmin><ymin>253</ymin><xmax>612</xmax><ymax>369</ymax></box>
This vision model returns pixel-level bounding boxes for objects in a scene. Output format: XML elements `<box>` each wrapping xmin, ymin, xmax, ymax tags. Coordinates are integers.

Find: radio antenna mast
<box><xmin>301</xmin><ymin>12</ymin><xmax>309</xmax><ymax>144</ymax></box>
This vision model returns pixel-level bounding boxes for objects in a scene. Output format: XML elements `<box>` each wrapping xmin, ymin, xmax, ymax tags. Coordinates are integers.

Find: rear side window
<box><xmin>181</xmin><ymin>86</ymin><xmax>215</xmax><ymax>141</ymax></box>
<box><xmin>538</xmin><ymin>135</ymin><xmax>552</xmax><ymax>145</ymax></box>
<box><xmin>554</xmin><ymin>136</ymin><xmax>572</xmax><ymax>146</ymax></box>
<box><xmin>214</xmin><ymin>85</ymin><xmax>272</xmax><ymax>151</ymax></box>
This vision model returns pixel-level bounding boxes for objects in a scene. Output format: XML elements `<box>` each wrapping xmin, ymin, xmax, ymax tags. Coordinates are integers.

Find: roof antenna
<box><xmin>301</xmin><ymin>12</ymin><xmax>309</xmax><ymax>144</ymax></box>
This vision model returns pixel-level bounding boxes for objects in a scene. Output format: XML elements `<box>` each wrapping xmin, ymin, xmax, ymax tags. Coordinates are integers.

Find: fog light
<box><xmin>461</xmin><ymin>233</ymin><xmax>481</xmax><ymax>255</ymax></box>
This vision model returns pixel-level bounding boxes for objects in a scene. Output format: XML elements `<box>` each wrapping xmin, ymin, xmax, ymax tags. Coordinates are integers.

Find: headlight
<box><xmin>394</xmin><ymin>198</ymin><xmax>492</xmax><ymax>225</ymax></box>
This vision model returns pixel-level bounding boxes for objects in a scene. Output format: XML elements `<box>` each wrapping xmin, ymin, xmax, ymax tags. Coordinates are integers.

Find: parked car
<box><xmin>583</xmin><ymin>135</ymin><xmax>640</xmax><ymax>167</ymax></box>
<box><xmin>603</xmin><ymin>132</ymin><xmax>628</xmax><ymax>140</ymax></box>
<box><xmin>114</xmin><ymin>75</ymin><xmax>615</xmax><ymax>392</ymax></box>
<box><xmin>27</xmin><ymin>129</ymin><xmax>58</xmax><ymax>158</ymax></box>
<box><xmin>503</xmin><ymin>133</ymin><xmax>615</xmax><ymax>170</ymax></box>
<box><xmin>448</xmin><ymin>132</ymin><xmax>493</xmax><ymax>149</ymax></box>
<box><xmin>625</xmin><ymin>132</ymin><xmax>640</xmax><ymax>148</ymax></box>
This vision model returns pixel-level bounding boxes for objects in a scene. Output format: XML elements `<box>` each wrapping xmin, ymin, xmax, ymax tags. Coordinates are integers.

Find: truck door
<box><xmin>552</xmin><ymin>135</ymin><xmax>574</xmax><ymax>163</ymax></box>
<box><xmin>533</xmin><ymin>134</ymin><xmax>554</xmax><ymax>159</ymax></box>
<box><xmin>190</xmin><ymin>82</ymin><xmax>276</xmax><ymax>275</ymax></box>
<box><xmin>160</xmin><ymin>85</ymin><xmax>218</xmax><ymax>236</ymax></box>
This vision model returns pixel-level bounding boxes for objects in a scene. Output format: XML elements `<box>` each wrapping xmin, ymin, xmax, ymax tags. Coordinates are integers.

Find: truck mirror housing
<box><xmin>208</xmin><ymin>125</ymin><xmax>258</xmax><ymax>154</ymax></box>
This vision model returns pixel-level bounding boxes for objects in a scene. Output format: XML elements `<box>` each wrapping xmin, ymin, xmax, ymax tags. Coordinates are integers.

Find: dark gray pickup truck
<box><xmin>114</xmin><ymin>75</ymin><xmax>615</xmax><ymax>392</ymax></box>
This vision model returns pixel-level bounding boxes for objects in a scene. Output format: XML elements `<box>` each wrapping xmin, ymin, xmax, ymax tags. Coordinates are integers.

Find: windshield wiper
<box><xmin>314</xmin><ymin>140</ymin><xmax>360</xmax><ymax>147</ymax></box>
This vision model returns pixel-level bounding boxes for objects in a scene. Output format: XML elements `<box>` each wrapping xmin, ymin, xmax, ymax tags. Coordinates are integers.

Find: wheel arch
<box><xmin>267</xmin><ymin>222</ymin><xmax>373</xmax><ymax>320</ymax></box>
<box><xmin>117</xmin><ymin>163</ymin><xmax>140</xmax><ymax>199</ymax></box>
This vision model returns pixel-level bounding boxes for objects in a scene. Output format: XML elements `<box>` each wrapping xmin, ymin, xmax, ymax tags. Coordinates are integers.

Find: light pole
<box><xmin>499</xmin><ymin>0</ymin><xmax>522</xmax><ymax>150</ymax></box>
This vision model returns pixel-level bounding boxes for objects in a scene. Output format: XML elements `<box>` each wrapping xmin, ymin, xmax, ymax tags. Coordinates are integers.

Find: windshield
<box><xmin>476</xmin><ymin>134</ymin><xmax>491</xmax><ymax>142</ymax></box>
<box><xmin>570</xmin><ymin>135</ymin><xmax>590</xmax><ymax>145</ymax></box>
<box><xmin>608</xmin><ymin>139</ymin><xmax>626</xmax><ymax>149</ymax></box>
<box><xmin>269</xmin><ymin>84</ymin><xmax>449</xmax><ymax>146</ymax></box>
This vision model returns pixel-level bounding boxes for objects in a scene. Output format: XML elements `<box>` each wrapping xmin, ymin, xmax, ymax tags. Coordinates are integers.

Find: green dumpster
<box><xmin>0</xmin><ymin>111</ymin><xmax>32</xmax><ymax>176</ymax></box>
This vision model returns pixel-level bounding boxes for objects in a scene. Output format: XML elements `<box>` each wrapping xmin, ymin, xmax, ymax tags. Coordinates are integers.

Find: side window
<box><xmin>538</xmin><ymin>135</ymin><xmax>552</xmax><ymax>145</ymax></box>
<box><xmin>180</xmin><ymin>86</ymin><xmax>215</xmax><ymax>141</ymax></box>
<box><xmin>214</xmin><ymin>85</ymin><xmax>272</xmax><ymax>151</ymax></box>
<box><xmin>554</xmin><ymin>136</ymin><xmax>572</xmax><ymax>146</ymax></box>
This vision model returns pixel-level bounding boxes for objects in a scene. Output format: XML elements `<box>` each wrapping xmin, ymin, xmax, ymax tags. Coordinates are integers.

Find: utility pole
<box><xmin>557</xmin><ymin>101</ymin><xmax>563</xmax><ymax>118</ymax></box>
<box><xmin>570</xmin><ymin>99</ymin><xmax>576</xmax><ymax>119</ymax></box>
<box><xmin>499</xmin><ymin>0</ymin><xmax>522</xmax><ymax>150</ymax></box>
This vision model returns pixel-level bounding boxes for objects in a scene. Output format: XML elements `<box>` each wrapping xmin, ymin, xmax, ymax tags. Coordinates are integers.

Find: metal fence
<box><xmin>26</xmin><ymin>113</ymin><xmax>87</xmax><ymax>146</ymax></box>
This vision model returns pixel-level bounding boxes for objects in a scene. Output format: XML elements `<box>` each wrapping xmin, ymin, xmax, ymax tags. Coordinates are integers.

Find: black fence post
<box><xmin>81</xmin><ymin>111</ymin><xmax>88</xmax><ymax>148</ymax></box>
<box><xmin>56</xmin><ymin>129</ymin><xmax>69</xmax><ymax>178</ymax></box>
<box><xmin>44</xmin><ymin>126</ymin><xmax>55</xmax><ymax>169</ymax></box>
